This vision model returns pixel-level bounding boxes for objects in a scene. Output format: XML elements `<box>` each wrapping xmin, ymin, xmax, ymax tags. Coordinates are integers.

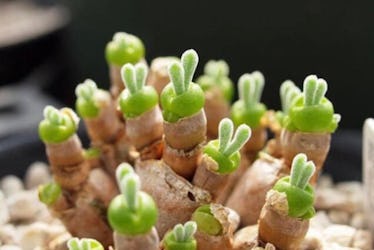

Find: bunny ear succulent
<box><xmin>105</xmin><ymin>32</ymin><xmax>145</xmax><ymax>66</ymax></box>
<box><xmin>231</xmin><ymin>71</ymin><xmax>267</xmax><ymax>128</ymax></box>
<box><xmin>75</xmin><ymin>79</ymin><xmax>111</xmax><ymax>118</ymax></box>
<box><xmin>108</xmin><ymin>163</ymin><xmax>158</xmax><ymax>236</ymax></box>
<box><xmin>163</xmin><ymin>221</ymin><xmax>198</xmax><ymax>250</ymax></box>
<box><xmin>284</xmin><ymin>75</ymin><xmax>340</xmax><ymax>133</ymax></box>
<box><xmin>38</xmin><ymin>106</ymin><xmax>79</xmax><ymax>143</ymax></box>
<box><xmin>119</xmin><ymin>63</ymin><xmax>158</xmax><ymax>118</ymax></box>
<box><xmin>276</xmin><ymin>80</ymin><xmax>301</xmax><ymax>126</ymax></box>
<box><xmin>67</xmin><ymin>238</ymin><xmax>104</xmax><ymax>250</ymax></box>
<box><xmin>273</xmin><ymin>153</ymin><xmax>316</xmax><ymax>219</ymax></box>
<box><xmin>160</xmin><ymin>49</ymin><xmax>205</xmax><ymax>123</ymax></box>
<box><xmin>203</xmin><ymin>118</ymin><xmax>251</xmax><ymax>174</ymax></box>
<box><xmin>197</xmin><ymin>60</ymin><xmax>234</xmax><ymax>102</ymax></box>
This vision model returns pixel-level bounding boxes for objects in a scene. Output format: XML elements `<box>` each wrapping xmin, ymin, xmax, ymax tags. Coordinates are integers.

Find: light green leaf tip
<box><xmin>290</xmin><ymin>153</ymin><xmax>316</xmax><ymax>189</ymax></box>
<box><xmin>217</xmin><ymin>118</ymin><xmax>251</xmax><ymax>156</ymax></box>
<box><xmin>67</xmin><ymin>238</ymin><xmax>104</xmax><ymax>250</ymax></box>
<box><xmin>303</xmin><ymin>75</ymin><xmax>328</xmax><ymax>106</ymax></box>
<box><xmin>172</xmin><ymin>221</ymin><xmax>197</xmax><ymax>242</ymax></box>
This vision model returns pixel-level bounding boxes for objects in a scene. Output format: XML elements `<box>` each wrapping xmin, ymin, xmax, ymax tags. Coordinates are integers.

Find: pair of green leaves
<box><xmin>203</xmin><ymin>118</ymin><xmax>251</xmax><ymax>174</ymax></box>
<box><xmin>284</xmin><ymin>75</ymin><xmax>340</xmax><ymax>133</ymax></box>
<box><xmin>105</xmin><ymin>32</ymin><xmax>145</xmax><ymax>66</ymax></box>
<box><xmin>273</xmin><ymin>153</ymin><xmax>316</xmax><ymax>219</ymax></box>
<box><xmin>38</xmin><ymin>106</ymin><xmax>79</xmax><ymax>143</ymax></box>
<box><xmin>119</xmin><ymin>63</ymin><xmax>158</xmax><ymax>118</ymax></box>
<box><xmin>107</xmin><ymin>163</ymin><xmax>158</xmax><ymax>236</ymax></box>
<box><xmin>163</xmin><ymin>221</ymin><xmax>197</xmax><ymax>250</ymax></box>
<box><xmin>161</xmin><ymin>49</ymin><xmax>205</xmax><ymax>123</ymax></box>
<box><xmin>197</xmin><ymin>60</ymin><xmax>234</xmax><ymax>102</ymax></box>
<box><xmin>231</xmin><ymin>71</ymin><xmax>267</xmax><ymax>129</ymax></box>
<box><xmin>67</xmin><ymin>238</ymin><xmax>103</xmax><ymax>250</ymax></box>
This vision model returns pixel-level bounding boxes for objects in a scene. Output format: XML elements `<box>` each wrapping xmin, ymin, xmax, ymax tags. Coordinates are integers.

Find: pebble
<box><xmin>0</xmin><ymin>176</ymin><xmax>23</xmax><ymax>197</ymax></box>
<box><xmin>0</xmin><ymin>191</ymin><xmax>9</xmax><ymax>225</ymax></box>
<box><xmin>310</xmin><ymin>211</ymin><xmax>331</xmax><ymax>230</ymax></box>
<box><xmin>0</xmin><ymin>246</ymin><xmax>22</xmax><ymax>250</ymax></box>
<box><xmin>24</xmin><ymin>162</ymin><xmax>50</xmax><ymax>189</ymax></box>
<box><xmin>352</xmin><ymin>230</ymin><xmax>372</xmax><ymax>250</ymax></box>
<box><xmin>328</xmin><ymin>210</ymin><xmax>350</xmax><ymax>225</ymax></box>
<box><xmin>350</xmin><ymin>212</ymin><xmax>367</xmax><ymax>229</ymax></box>
<box><xmin>323</xmin><ymin>224</ymin><xmax>356</xmax><ymax>247</ymax></box>
<box><xmin>18</xmin><ymin>222</ymin><xmax>66</xmax><ymax>250</ymax></box>
<box><xmin>6</xmin><ymin>190</ymin><xmax>41</xmax><ymax>222</ymax></box>
<box><xmin>0</xmin><ymin>224</ymin><xmax>19</xmax><ymax>245</ymax></box>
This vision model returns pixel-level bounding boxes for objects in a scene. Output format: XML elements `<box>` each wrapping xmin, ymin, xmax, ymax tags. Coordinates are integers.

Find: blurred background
<box><xmin>0</xmin><ymin>0</ymin><xmax>372</xmax><ymax>179</ymax></box>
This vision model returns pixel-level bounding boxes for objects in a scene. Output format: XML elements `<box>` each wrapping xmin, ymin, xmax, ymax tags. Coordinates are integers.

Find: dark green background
<box><xmin>61</xmin><ymin>0</ymin><xmax>374</xmax><ymax>129</ymax></box>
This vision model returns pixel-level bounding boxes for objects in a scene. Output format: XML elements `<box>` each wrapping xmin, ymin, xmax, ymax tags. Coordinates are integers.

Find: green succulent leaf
<box><xmin>108</xmin><ymin>166</ymin><xmax>158</xmax><ymax>235</ymax></box>
<box><xmin>39</xmin><ymin>106</ymin><xmax>79</xmax><ymax>143</ymax></box>
<box><xmin>273</xmin><ymin>153</ymin><xmax>316</xmax><ymax>219</ymax></box>
<box><xmin>231</xmin><ymin>71</ymin><xmax>267</xmax><ymax>128</ymax></box>
<box><xmin>284</xmin><ymin>75</ymin><xmax>340</xmax><ymax>133</ymax></box>
<box><xmin>38</xmin><ymin>182</ymin><xmax>61</xmax><ymax>206</ymax></box>
<box><xmin>191</xmin><ymin>205</ymin><xmax>222</xmax><ymax>236</ymax></box>
<box><xmin>197</xmin><ymin>60</ymin><xmax>233</xmax><ymax>102</ymax></box>
<box><xmin>163</xmin><ymin>221</ymin><xmax>197</xmax><ymax>250</ymax></box>
<box><xmin>75</xmin><ymin>79</ymin><xmax>109</xmax><ymax>118</ymax></box>
<box><xmin>105</xmin><ymin>32</ymin><xmax>145</xmax><ymax>66</ymax></box>
<box><xmin>119</xmin><ymin>63</ymin><xmax>158</xmax><ymax>118</ymax></box>
<box><xmin>67</xmin><ymin>238</ymin><xmax>104</xmax><ymax>250</ymax></box>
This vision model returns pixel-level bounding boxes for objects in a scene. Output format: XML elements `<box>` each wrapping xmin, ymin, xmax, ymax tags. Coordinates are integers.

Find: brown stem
<box><xmin>192</xmin><ymin>155</ymin><xmax>230</xmax><ymax>201</ymax></box>
<box><xmin>84</xmin><ymin>99</ymin><xmax>123</xmax><ymax>145</ymax></box>
<box><xmin>258</xmin><ymin>190</ymin><xmax>309</xmax><ymax>250</ymax></box>
<box><xmin>163</xmin><ymin>110</ymin><xmax>207</xmax><ymax>151</ymax></box>
<box><xmin>113</xmin><ymin>227</ymin><xmax>159</xmax><ymax>250</ymax></box>
<box><xmin>280</xmin><ymin>129</ymin><xmax>331</xmax><ymax>184</ymax></box>
<box><xmin>241</xmin><ymin>127</ymin><xmax>267</xmax><ymax>161</ymax></box>
<box><xmin>163</xmin><ymin>142</ymin><xmax>202</xmax><ymax>180</ymax></box>
<box><xmin>263</xmin><ymin>111</ymin><xmax>283</xmax><ymax>158</ymax></box>
<box><xmin>135</xmin><ymin>160</ymin><xmax>211</xmax><ymax>238</ymax></box>
<box><xmin>204</xmin><ymin>87</ymin><xmax>230</xmax><ymax>139</ymax></box>
<box><xmin>194</xmin><ymin>204</ymin><xmax>239</xmax><ymax>250</ymax></box>
<box><xmin>147</xmin><ymin>57</ymin><xmax>173</xmax><ymax>95</ymax></box>
<box><xmin>46</xmin><ymin>134</ymin><xmax>85</xmax><ymax>167</ymax></box>
<box><xmin>215</xmin><ymin>152</ymin><xmax>252</xmax><ymax>204</ymax></box>
<box><xmin>88</xmin><ymin>168</ymin><xmax>119</xmax><ymax>207</ymax></box>
<box><xmin>109</xmin><ymin>64</ymin><xmax>123</xmax><ymax>98</ymax></box>
<box><xmin>48</xmin><ymin>187</ymin><xmax>114</xmax><ymax>248</ymax></box>
<box><xmin>46</xmin><ymin>135</ymin><xmax>89</xmax><ymax>191</ymax></box>
<box><xmin>225</xmin><ymin>154</ymin><xmax>286</xmax><ymax>226</ymax></box>
<box><xmin>126</xmin><ymin>106</ymin><xmax>164</xmax><ymax>159</ymax></box>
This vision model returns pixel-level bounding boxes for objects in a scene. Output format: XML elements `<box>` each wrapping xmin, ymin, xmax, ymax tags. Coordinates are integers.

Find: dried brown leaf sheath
<box><xmin>136</xmin><ymin>160</ymin><xmax>211</xmax><ymax>238</ymax></box>
<box><xmin>226</xmin><ymin>154</ymin><xmax>285</xmax><ymax>226</ymax></box>
<box><xmin>280</xmin><ymin>129</ymin><xmax>331</xmax><ymax>184</ymax></box>
<box><xmin>241</xmin><ymin>127</ymin><xmax>267</xmax><ymax>158</ymax></box>
<box><xmin>48</xmin><ymin>186</ymin><xmax>114</xmax><ymax>248</ymax></box>
<box><xmin>163</xmin><ymin>110</ymin><xmax>207</xmax><ymax>151</ymax></box>
<box><xmin>204</xmin><ymin>87</ymin><xmax>230</xmax><ymax>139</ymax></box>
<box><xmin>84</xmin><ymin>101</ymin><xmax>123</xmax><ymax>145</ymax></box>
<box><xmin>192</xmin><ymin>155</ymin><xmax>230</xmax><ymax>201</ymax></box>
<box><xmin>46</xmin><ymin>135</ymin><xmax>89</xmax><ymax>191</ymax></box>
<box><xmin>113</xmin><ymin>227</ymin><xmax>159</xmax><ymax>250</ymax></box>
<box><xmin>162</xmin><ymin>142</ymin><xmax>202</xmax><ymax>180</ymax></box>
<box><xmin>126</xmin><ymin>106</ymin><xmax>163</xmax><ymax>152</ymax></box>
<box><xmin>109</xmin><ymin>64</ymin><xmax>123</xmax><ymax>98</ymax></box>
<box><xmin>258</xmin><ymin>190</ymin><xmax>309</xmax><ymax>250</ymax></box>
